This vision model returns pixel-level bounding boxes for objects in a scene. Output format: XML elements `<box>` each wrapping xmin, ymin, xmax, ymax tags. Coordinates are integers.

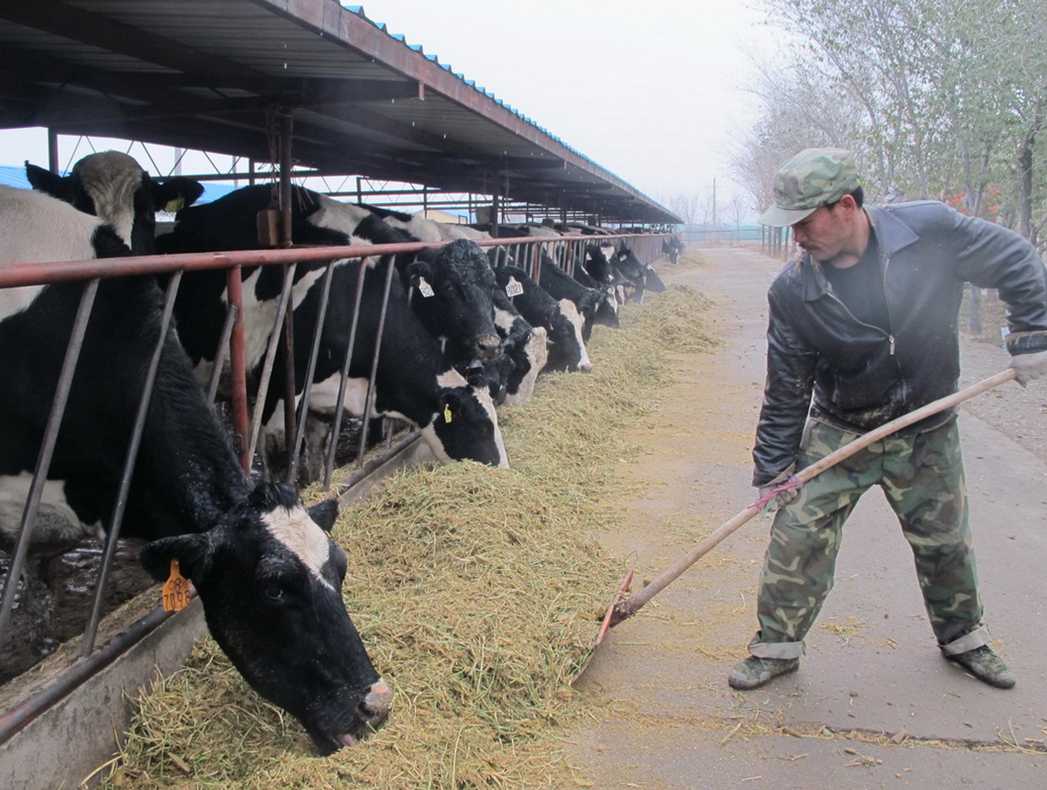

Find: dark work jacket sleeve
<box><xmin>752</xmin><ymin>287</ymin><xmax>818</xmax><ymax>486</ymax></box>
<box><xmin>947</xmin><ymin>208</ymin><xmax>1047</xmax><ymax>353</ymax></box>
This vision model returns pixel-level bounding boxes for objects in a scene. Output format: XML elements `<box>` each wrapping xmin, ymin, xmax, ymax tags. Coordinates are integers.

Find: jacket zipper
<box><xmin>821</xmin><ymin>253</ymin><xmax>899</xmax><ymax>360</ymax></box>
<box><xmin>880</xmin><ymin>253</ymin><xmax>902</xmax><ymax>373</ymax></box>
<box><xmin>823</xmin><ymin>288</ymin><xmax>892</xmax><ymax>349</ymax></box>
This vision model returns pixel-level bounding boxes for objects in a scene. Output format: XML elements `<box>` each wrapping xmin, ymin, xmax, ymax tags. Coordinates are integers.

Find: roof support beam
<box><xmin>0</xmin><ymin>3</ymin><xmax>267</xmax><ymax>85</ymax></box>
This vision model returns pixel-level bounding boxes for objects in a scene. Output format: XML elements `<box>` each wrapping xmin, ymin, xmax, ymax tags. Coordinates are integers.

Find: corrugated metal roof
<box><xmin>0</xmin><ymin>1</ymin><xmax>680</xmax><ymax>223</ymax></box>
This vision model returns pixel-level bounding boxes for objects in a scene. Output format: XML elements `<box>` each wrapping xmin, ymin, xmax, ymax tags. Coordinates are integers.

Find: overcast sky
<box><xmin>1</xmin><ymin>1</ymin><xmax>774</xmax><ymax>217</ymax></box>
<box><xmin>363</xmin><ymin>0</ymin><xmax>775</xmax><ymax>210</ymax></box>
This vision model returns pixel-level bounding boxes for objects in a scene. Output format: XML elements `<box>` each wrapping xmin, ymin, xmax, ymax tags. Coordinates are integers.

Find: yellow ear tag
<box><xmin>162</xmin><ymin>559</ymin><xmax>192</xmax><ymax>613</ymax></box>
<box><xmin>443</xmin><ymin>405</ymin><xmax>453</xmax><ymax>424</ymax></box>
<box><xmin>164</xmin><ymin>196</ymin><xmax>185</xmax><ymax>213</ymax></box>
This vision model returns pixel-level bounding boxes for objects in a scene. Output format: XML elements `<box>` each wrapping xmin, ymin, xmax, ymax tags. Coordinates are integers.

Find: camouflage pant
<box><xmin>750</xmin><ymin>418</ymin><xmax>989</xmax><ymax>660</ymax></box>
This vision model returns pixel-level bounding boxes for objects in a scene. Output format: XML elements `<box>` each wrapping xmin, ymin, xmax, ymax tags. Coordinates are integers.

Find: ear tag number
<box><xmin>443</xmin><ymin>405</ymin><xmax>453</xmax><ymax>424</ymax></box>
<box><xmin>505</xmin><ymin>277</ymin><xmax>524</xmax><ymax>298</ymax></box>
<box><xmin>417</xmin><ymin>277</ymin><xmax>435</xmax><ymax>298</ymax></box>
<box><xmin>162</xmin><ymin>559</ymin><xmax>191</xmax><ymax>613</ymax></box>
<box><xmin>164</xmin><ymin>197</ymin><xmax>185</xmax><ymax>213</ymax></box>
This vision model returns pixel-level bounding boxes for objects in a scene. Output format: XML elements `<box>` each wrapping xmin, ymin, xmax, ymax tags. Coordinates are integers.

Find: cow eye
<box><xmin>264</xmin><ymin>584</ymin><xmax>286</xmax><ymax>603</ymax></box>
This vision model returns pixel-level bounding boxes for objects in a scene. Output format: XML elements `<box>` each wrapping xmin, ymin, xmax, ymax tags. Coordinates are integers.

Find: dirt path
<box><xmin>568</xmin><ymin>247</ymin><xmax>1047</xmax><ymax>789</ymax></box>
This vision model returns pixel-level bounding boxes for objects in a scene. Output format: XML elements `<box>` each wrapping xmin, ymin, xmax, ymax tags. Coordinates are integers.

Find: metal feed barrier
<box><xmin>0</xmin><ymin>230</ymin><xmax>670</xmax><ymax>745</ymax></box>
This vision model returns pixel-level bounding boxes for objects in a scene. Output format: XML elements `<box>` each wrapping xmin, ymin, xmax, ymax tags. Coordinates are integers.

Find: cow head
<box><xmin>504</xmin><ymin>326</ymin><xmax>548</xmax><ymax>406</ymax></box>
<box><xmin>26</xmin><ymin>151</ymin><xmax>203</xmax><ymax>254</ymax></box>
<box><xmin>611</xmin><ymin>243</ymin><xmax>647</xmax><ymax>283</ymax></box>
<box><xmin>575</xmin><ymin>289</ymin><xmax>605</xmax><ymax>342</ymax></box>
<box><xmin>545</xmin><ymin>301</ymin><xmax>592</xmax><ymax>373</ymax></box>
<box><xmin>583</xmin><ymin>245</ymin><xmax>615</xmax><ymax>285</ymax></box>
<box><xmin>463</xmin><ymin>356</ymin><xmax>510</xmax><ymax>406</ymax></box>
<box><xmin>140</xmin><ymin>482</ymin><xmax>389</xmax><ymax>754</ymax></box>
<box><xmin>593</xmin><ymin>288</ymin><xmax>622</xmax><ymax>329</ymax></box>
<box><xmin>422</xmin><ymin>371</ymin><xmax>509</xmax><ymax>467</ymax></box>
<box><xmin>407</xmin><ymin>240</ymin><xmax>501</xmax><ymax>365</ymax></box>
<box><xmin>644</xmin><ymin>265</ymin><xmax>668</xmax><ymax>293</ymax></box>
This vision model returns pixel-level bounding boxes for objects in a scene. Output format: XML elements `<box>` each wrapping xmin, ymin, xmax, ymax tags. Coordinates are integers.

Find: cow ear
<box><xmin>152</xmin><ymin>177</ymin><xmax>204</xmax><ymax>213</ymax></box>
<box><xmin>307</xmin><ymin>499</ymin><xmax>339</xmax><ymax>533</ymax></box>
<box><xmin>139</xmin><ymin>534</ymin><xmax>212</xmax><ymax>583</ymax></box>
<box><xmin>25</xmin><ymin>162</ymin><xmax>73</xmax><ymax>202</ymax></box>
<box><xmin>406</xmin><ymin>259</ymin><xmax>433</xmax><ymax>286</ymax></box>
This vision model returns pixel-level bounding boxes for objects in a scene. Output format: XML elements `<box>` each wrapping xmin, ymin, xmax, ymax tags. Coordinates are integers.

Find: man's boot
<box><xmin>728</xmin><ymin>656</ymin><xmax>799</xmax><ymax>690</ymax></box>
<box><xmin>945</xmin><ymin>645</ymin><xmax>1015</xmax><ymax>689</ymax></box>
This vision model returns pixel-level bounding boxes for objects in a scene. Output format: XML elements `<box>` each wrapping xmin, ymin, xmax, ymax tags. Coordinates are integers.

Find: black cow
<box><xmin>662</xmin><ymin>234</ymin><xmax>684</xmax><ymax>265</ymax></box>
<box><xmin>0</xmin><ymin>186</ymin><xmax>388</xmax><ymax>753</ymax></box>
<box><xmin>260</xmin><ymin>253</ymin><xmax>510</xmax><ymax>472</ymax></box>
<box><xmin>494</xmin><ymin>266</ymin><xmax>590</xmax><ymax>372</ymax></box>
<box><xmin>298</xmin><ymin>192</ymin><xmax>503</xmax><ymax>368</ymax></box>
<box><xmin>538</xmin><ymin>257</ymin><xmax>607</xmax><ymax>345</ymax></box>
<box><xmin>150</xmin><ymin>189</ymin><xmax>511</xmax><ymax>471</ymax></box>
<box><xmin>490</xmin><ymin>276</ymin><xmax>547</xmax><ymax>405</ymax></box>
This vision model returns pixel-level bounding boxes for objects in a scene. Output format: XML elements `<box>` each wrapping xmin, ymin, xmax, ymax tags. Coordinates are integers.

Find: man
<box><xmin>731</xmin><ymin>148</ymin><xmax>1047</xmax><ymax>691</ymax></box>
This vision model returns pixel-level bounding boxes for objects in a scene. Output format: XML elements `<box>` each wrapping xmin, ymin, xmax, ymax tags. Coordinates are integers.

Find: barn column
<box><xmin>278</xmin><ymin>110</ymin><xmax>298</xmax><ymax>478</ymax></box>
<box><xmin>47</xmin><ymin>128</ymin><xmax>59</xmax><ymax>173</ymax></box>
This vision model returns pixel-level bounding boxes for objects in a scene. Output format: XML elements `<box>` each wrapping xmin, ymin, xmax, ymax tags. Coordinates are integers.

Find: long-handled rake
<box><xmin>596</xmin><ymin>369</ymin><xmax>1017</xmax><ymax>646</ymax></box>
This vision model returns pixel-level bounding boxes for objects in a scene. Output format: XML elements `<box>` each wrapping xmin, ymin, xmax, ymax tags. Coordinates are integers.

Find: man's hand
<box><xmin>758</xmin><ymin>465</ymin><xmax>801</xmax><ymax>511</ymax></box>
<box><xmin>1010</xmin><ymin>350</ymin><xmax>1047</xmax><ymax>387</ymax></box>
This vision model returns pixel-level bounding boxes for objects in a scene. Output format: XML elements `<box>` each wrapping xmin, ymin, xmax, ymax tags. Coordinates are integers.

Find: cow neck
<box><xmin>118</xmin><ymin>285</ymin><xmax>250</xmax><ymax>536</ymax></box>
<box><xmin>372</xmin><ymin>281</ymin><xmax>453</xmax><ymax>427</ymax></box>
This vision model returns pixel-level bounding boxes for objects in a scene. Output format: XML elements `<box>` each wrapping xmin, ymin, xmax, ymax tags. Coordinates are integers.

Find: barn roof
<box><xmin>0</xmin><ymin>1</ymin><xmax>680</xmax><ymax>224</ymax></box>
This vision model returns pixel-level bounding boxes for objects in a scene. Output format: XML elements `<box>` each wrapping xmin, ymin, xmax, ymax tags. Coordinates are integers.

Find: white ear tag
<box><xmin>417</xmin><ymin>276</ymin><xmax>435</xmax><ymax>298</ymax></box>
<box><xmin>505</xmin><ymin>277</ymin><xmax>524</xmax><ymax>298</ymax></box>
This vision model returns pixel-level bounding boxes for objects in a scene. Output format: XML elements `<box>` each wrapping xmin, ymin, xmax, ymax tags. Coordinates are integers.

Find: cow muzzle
<box><xmin>333</xmin><ymin>679</ymin><xmax>394</xmax><ymax>749</ymax></box>
<box><xmin>475</xmin><ymin>334</ymin><xmax>501</xmax><ymax>360</ymax></box>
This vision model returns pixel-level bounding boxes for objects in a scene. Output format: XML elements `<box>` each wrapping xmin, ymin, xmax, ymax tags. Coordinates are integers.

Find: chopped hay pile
<box><xmin>105</xmin><ymin>285</ymin><xmax>716</xmax><ymax>788</ymax></box>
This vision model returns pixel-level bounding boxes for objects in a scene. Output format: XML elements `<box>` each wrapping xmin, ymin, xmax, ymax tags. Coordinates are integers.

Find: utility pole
<box><xmin>712</xmin><ymin>178</ymin><xmax>717</xmax><ymax>228</ymax></box>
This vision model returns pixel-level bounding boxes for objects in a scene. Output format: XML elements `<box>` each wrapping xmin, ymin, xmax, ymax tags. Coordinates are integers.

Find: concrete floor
<box><xmin>568</xmin><ymin>246</ymin><xmax>1047</xmax><ymax>789</ymax></box>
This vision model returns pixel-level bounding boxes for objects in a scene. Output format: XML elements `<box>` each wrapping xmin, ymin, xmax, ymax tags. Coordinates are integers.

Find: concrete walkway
<box><xmin>569</xmin><ymin>247</ymin><xmax>1047</xmax><ymax>789</ymax></box>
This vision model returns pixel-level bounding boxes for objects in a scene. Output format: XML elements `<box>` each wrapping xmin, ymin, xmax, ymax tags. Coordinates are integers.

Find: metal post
<box><xmin>289</xmin><ymin>261</ymin><xmax>336</xmax><ymax>483</ymax></box>
<box><xmin>206</xmin><ymin>304</ymin><xmax>238</xmax><ymax>405</ymax></box>
<box><xmin>356</xmin><ymin>176</ymin><xmax>363</xmax><ymax>205</ymax></box>
<box><xmin>248</xmin><ymin>159</ymin><xmax>255</xmax><ymax>186</ymax></box>
<box><xmin>47</xmin><ymin>128</ymin><xmax>59</xmax><ymax>173</ymax></box>
<box><xmin>81</xmin><ymin>271</ymin><xmax>184</xmax><ymax>656</ymax></box>
<box><xmin>422</xmin><ymin>185</ymin><xmax>428</xmax><ymax>218</ymax></box>
<box><xmin>246</xmin><ymin>264</ymin><xmax>298</xmax><ymax>462</ymax></box>
<box><xmin>278</xmin><ymin>111</ymin><xmax>297</xmax><ymax>478</ymax></box>
<box><xmin>323</xmin><ymin>262</ymin><xmax>368</xmax><ymax>489</ymax></box>
<box><xmin>0</xmin><ymin>279</ymin><xmax>99</xmax><ymax>645</ymax></box>
<box><xmin>226</xmin><ymin>267</ymin><xmax>251</xmax><ymax>472</ymax></box>
<box><xmin>356</xmin><ymin>260</ymin><xmax>398</xmax><ymax>463</ymax></box>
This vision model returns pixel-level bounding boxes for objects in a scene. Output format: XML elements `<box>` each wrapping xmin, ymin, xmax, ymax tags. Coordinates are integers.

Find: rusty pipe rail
<box><xmin>0</xmin><ymin>234</ymin><xmax>669</xmax><ymax>288</ymax></box>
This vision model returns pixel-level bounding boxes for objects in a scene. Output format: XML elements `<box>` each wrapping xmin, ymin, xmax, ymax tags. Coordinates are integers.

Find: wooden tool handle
<box><xmin>610</xmin><ymin>369</ymin><xmax>1016</xmax><ymax>625</ymax></box>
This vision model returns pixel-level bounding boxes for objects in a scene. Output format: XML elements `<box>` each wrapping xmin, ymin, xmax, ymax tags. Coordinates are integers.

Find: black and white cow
<box><xmin>25</xmin><ymin>151</ymin><xmax>203</xmax><ymax>257</ymax></box>
<box><xmin>490</xmin><ymin>273</ymin><xmax>548</xmax><ymax>405</ymax></box>
<box><xmin>260</xmin><ymin>253</ymin><xmax>510</xmax><ymax>471</ymax></box>
<box><xmin>0</xmin><ymin>186</ymin><xmax>389</xmax><ymax>753</ymax></box>
<box><xmin>300</xmin><ymin>195</ymin><xmax>503</xmax><ymax>368</ymax></box>
<box><xmin>263</xmin><ymin>193</ymin><xmax>545</xmax><ymax>407</ymax></box>
<box><xmin>494</xmin><ymin>265</ymin><xmax>590</xmax><ymax>372</ymax></box>
<box><xmin>537</xmin><ymin>257</ymin><xmax>607</xmax><ymax>345</ymax></box>
<box><xmin>662</xmin><ymin>234</ymin><xmax>684</xmax><ymax>265</ymax></box>
<box><xmin>25</xmin><ymin>162</ymin><xmax>510</xmax><ymax>475</ymax></box>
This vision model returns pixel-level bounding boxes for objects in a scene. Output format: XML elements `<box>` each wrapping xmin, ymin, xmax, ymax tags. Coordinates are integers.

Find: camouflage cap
<box><xmin>759</xmin><ymin>148</ymin><xmax>861</xmax><ymax>227</ymax></box>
